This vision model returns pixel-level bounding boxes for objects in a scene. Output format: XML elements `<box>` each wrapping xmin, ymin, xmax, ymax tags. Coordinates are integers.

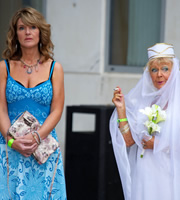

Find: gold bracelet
<box><xmin>31</xmin><ymin>132</ymin><xmax>40</xmax><ymax>145</ymax></box>
<box><xmin>119</xmin><ymin>123</ymin><xmax>130</xmax><ymax>135</ymax></box>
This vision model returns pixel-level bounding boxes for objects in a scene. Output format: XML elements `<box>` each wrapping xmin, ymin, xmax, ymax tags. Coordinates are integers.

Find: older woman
<box><xmin>0</xmin><ymin>7</ymin><xmax>66</xmax><ymax>199</ymax></box>
<box><xmin>110</xmin><ymin>43</ymin><xmax>180</xmax><ymax>200</ymax></box>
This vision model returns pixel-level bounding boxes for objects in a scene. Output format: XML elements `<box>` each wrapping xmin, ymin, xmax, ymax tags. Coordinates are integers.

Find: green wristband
<box><xmin>8</xmin><ymin>138</ymin><xmax>14</xmax><ymax>148</ymax></box>
<box><xmin>117</xmin><ymin>118</ymin><xmax>128</xmax><ymax>123</ymax></box>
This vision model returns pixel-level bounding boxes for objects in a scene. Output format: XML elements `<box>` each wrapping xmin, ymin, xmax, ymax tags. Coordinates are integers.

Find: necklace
<box><xmin>20</xmin><ymin>58</ymin><xmax>41</xmax><ymax>74</ymax></box>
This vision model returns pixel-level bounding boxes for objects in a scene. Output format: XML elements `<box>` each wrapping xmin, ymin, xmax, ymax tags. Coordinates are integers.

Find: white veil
<box><xmin>110</xmin><ymin>57</ymin><xmax>180</xmax><ymax>200</ymax></box>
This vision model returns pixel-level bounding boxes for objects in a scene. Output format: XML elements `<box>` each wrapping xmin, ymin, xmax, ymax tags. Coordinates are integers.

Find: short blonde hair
<box><xmin>147</xmin><ymin>57</ymin><xmax>173</xmax><ymax>71</ymax></box>
<box><xmin>2</xmin><ymin>7</ymin><xmax>54</xmax><ymax>62</ymax></box>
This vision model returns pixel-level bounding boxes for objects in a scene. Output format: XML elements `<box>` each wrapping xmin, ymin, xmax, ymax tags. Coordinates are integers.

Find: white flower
<box><xmin>139</xmin><ymin>104</ymin><xmax>166</xmax><ymax>158</ymax></box>
<box><xmin>144</xmin><ymin>120</ymin><xmax>161</xmax><ymax>134</ymax></box>
<box><xmin>139</xmin><ymin>106</ymin><xmax>155</xmax><ymax>121</ymax></box>
<box><xmin>139</xmin><ymin>104</ymin><xmax>166</xmax><ymax>124</ymax></box>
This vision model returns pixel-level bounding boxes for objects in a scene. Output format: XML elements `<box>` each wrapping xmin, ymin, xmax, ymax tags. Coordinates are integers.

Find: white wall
<box><xmin>46</xmin><ymin>0</ymin><xmax>180</xmax><ymax>162</ymax></box>
<box><xmin>46</xmin><ymin>0</ymin><xmax>142</xmax><ymax>161</ymax></box>
<box><xmin>48</xmin><ymin>0</ymin><xmax>102</xmax><ymax>73</ymax></box>
<box><xmin>164</xmin><ymin>0</ymin><xmax>180</xmax><ymax>57</ymax></box>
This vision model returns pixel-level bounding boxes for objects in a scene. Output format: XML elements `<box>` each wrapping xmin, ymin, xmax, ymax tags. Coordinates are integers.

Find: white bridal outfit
<box><xmin>110</xmin><ymin>43</ymin><xmax>180</xmax><ymax>200</ymax></box>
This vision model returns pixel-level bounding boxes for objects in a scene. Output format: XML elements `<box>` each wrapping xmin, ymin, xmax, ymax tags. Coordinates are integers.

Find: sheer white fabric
<box><xmin>110</xmin><ymin>58</ymin><xmax>180</xmax><ymax>200</ymax></box>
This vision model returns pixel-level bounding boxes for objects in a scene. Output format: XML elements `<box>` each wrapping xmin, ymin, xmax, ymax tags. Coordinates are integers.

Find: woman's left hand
<box><xmin>23</xmin><ymin>133</ymin><xmax>40</xmax><ymax>146</ymax></box>
<box><xmin>141</xmin><ymin>136</ymin><xmax>154</xmax><ymax>149</ymax></box>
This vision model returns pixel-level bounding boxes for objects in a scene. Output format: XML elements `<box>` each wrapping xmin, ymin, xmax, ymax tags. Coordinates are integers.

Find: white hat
<box><xmin>147</xmin><ymin>43</ymin><xmax>175</xmax><ymax>60</ymax></box>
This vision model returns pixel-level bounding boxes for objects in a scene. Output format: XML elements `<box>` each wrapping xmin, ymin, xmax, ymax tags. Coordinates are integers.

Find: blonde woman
<box><xmin>0</xmin><ymin>7</ymin><xmax>66</xmax><ymax>199</ymax></box>
<box><xmin>110</xmin><ymin>43</ymin><xmax>180</xmax><ymax>200</ymax></box>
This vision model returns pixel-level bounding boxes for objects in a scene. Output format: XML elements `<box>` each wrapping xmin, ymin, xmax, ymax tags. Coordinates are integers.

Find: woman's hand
<box><xmin>142</xmin><ymin>136</ymin><xmax>155</xmax><ymax>149</ymax></box>
<box><xmin>10</xmin><ymin>135</ymin><xmax>39</xmax><ymax>157</ymax></box>
<box><xmin>112</xmin><ymin>86</ymin><xmax>126</xmax><ymax>110</ymax></box>
<box><xmin>113</xmin><ymin>86</ymin><xmax>135</xmax><ymax>146</ymax></box>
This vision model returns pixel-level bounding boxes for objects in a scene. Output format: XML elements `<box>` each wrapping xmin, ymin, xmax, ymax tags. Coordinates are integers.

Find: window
<box><xmin>105</xmin><ymin>0</ymin><xmax>165</xmax><ymax>73</ymax></box>
<box><xmin>22</xmin><ymin>0</ymin><xmax>45</xmax><ymax>15</ymax></box>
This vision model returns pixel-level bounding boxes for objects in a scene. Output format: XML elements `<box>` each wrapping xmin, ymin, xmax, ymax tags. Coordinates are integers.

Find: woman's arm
<box><xmin>0</xmin><ymin>61</ymin><xmax>11</xmax><ymax>137</ymax></box>
<box><xmin>112</xmin><ymin>87</ymin><xmax>135</xmax><ymax>147</ymax></box>
<box><xmin>0</xmin><ymin>60</ymin><xmax>38</xmax><ymax>157</ymax></box>
<box><xmin>32</xmin><ymin>61</ymin><xmax>65</xmax><ymax>140</ymax></box>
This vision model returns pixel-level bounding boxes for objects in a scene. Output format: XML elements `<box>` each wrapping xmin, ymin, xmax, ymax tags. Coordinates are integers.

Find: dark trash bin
<box><xmin>65</xmin><ymin>105</ymin><xmax>124</xmax><ymax>200</ymax></box>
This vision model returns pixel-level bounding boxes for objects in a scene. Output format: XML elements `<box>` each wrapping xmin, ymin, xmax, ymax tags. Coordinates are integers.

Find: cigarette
<box><xmin>114</xmin><ymin>88</ymin><xmax>119</xmax><ymax>91</ymax></box>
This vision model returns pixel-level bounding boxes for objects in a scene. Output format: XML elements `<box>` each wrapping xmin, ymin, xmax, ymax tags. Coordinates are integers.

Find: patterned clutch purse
<box><xmin>8</xmin><ymin>111</ymin><xmax>59</xmax><ymax>164</ymax></box>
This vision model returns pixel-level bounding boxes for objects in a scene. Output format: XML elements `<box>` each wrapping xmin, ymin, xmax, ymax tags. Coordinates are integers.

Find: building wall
<box><xmin>46</xmin><ymin>0</ymin><xmax>180</xmax><ymax>161</ymax></box>
<box><xmin>164</xmin><ymin>0</ymin><xmax>180</xmax><ymax>55</ymax></box>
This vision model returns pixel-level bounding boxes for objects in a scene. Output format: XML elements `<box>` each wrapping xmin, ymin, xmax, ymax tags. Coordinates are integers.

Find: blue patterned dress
<box><xmin>0</xmin><ymin>60</ymin><xmax>67</xmax><ymax>200</ymax></box>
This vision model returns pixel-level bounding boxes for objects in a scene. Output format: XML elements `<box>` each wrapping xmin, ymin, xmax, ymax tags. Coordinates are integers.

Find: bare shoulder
<box><xmin>0</xmin><ymin>60</ymin><xmax>6</xmax><ymax>69</ymax></box>
<box><xmin>54</xmin><ymin>61</ymin><xmax>64</xmax><ymax>73</ymax></box>
<box><xmin>52</xmin><ymin>61</ymin><xmax>64</xmax><ymax>81</ymax></box>
<box><xmin>51</xmin><ymin>61</ymin><xmax>64</xmax><ymax>86</ymax></box>
<box><xmin>0</xmin><ymin>60</ymin><xmax>7</xmax><ymax>76</ymax></box>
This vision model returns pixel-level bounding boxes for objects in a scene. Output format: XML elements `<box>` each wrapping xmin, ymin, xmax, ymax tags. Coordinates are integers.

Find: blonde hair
<box><xmin>2</xmin><ymin>7</ymin><xmax>54</xmax><ymax>62</ymax></box>
<box><xmin>147</xmin><ymin>57</ymin><xmax>173</xmax><ymax>71</ymax></box>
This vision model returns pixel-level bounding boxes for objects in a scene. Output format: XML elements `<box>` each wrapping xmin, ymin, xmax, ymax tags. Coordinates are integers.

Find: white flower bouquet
<box><xmin>139</xmin><ymin>104</ymin><xmax>166</xmax><ymax>157</ymax></box>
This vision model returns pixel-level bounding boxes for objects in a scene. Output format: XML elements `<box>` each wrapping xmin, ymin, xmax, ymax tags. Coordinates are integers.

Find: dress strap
<box><xmin>49</xmin><ymin>61</ymin><xmax>56</xmax><ymax>80</ymax></box>
<box><xmin>4</xmin><ymin>59</ymin><xmax>10</xmax><ymax>75</ymax></box>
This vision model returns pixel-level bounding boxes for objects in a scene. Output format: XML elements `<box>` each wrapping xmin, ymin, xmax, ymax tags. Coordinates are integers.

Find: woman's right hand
<box><xmin>11</xmin><ymin>136</ymin><xmax>38</xmax><ymax>157</ymax></box>
<box><xmin>112</xmin><ymin>86</ymin><xmax>125</xmax><ymax>110</ymax></box>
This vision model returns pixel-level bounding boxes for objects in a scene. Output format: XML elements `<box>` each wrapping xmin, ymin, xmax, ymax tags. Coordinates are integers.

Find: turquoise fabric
<box><xmin>0</xmin><ymin>60</ymin><xmax>67</xmax><ymax>200</ymax></box>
